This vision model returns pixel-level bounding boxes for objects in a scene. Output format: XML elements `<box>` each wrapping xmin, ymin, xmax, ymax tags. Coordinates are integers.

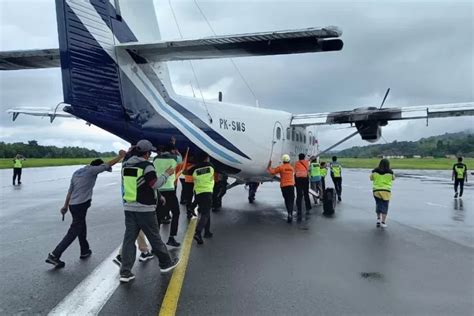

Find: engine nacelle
<box><xmin>355</xmin><ymin>121</ymin><xmax>382</xmax><ymax>143</ymax></box>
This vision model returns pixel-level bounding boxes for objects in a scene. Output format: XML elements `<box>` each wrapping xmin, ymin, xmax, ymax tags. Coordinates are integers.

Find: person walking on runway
<box><xmin>268</xmin><ymin>154</ymin><xmax>296</xmax><ymax>223</ymax></box>
<box><xmin>370</xmin><ymin>159</ymin><xmax>395</xmax><ymax>229</ymax></box>
<box><xmin>330</xmin><ymin>156</ymin><xmax>343</xmax><ymax>202</ymax></box>
<box><xmin>12</xmin><ymin>154</ymin><xmax>25</xmax><ymax>185</ymax></box>
<box><xmin>46</xmin><ymin>151</ymin><xmax>126</xmax><ymax>268</ymax></box>
<box><xmin>452</xmin><ymin>156</ymin><xmax>468</xmax><ymax>198</ymax></box>
<box><xmin>294</xmin><ymin>153</ymin><xmax>312</xmax><ymax>218</ymax></box>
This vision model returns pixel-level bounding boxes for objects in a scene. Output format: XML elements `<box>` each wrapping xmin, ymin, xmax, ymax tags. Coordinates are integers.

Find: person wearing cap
<box><xmin>294</xmin><ymin>153</ymin><xmax>312</xmax><ymax>219</ymax></box>
<box><xmin>119</xmin><ymin>139</ymin><xmax>179</xmax><ymax>283</ymax></box>
<box><xmin>189</xmin><ymin>152</ymin><xmax>215</xmax><ymax>245</ymax></box>
<box><xmin>154</xmin><ymin>143</ymin><xmax>182</xmax><ymax>248</ymax></box>
<box><xmin>267</xmin><ymin>154</ymin><xmax>296</xmax><ymax>223</ymax></box>
<box><xmin>45</xmin><ymin>152</ymin><xmax>126</xmax><ymax>268</ymax></box>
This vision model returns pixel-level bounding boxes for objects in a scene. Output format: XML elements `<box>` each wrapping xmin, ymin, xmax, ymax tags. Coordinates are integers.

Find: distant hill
<box><xmin>0</xmin><ymin>140</ymin><xmax>116</xmax><ymax>158</ymax></box>
<box><xmin>335</xmin><ymin>131</ymin><xmax>474</xmax><ymax>158</ymax></box>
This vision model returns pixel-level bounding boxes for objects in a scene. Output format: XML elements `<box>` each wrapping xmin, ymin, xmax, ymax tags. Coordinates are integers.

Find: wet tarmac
<box><xmin>0</xmin><ymin>166</ymin><xmax>472</xmax><ymax>315</ymax></box>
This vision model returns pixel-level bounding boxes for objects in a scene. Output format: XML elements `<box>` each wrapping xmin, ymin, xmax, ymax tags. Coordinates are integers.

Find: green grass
<box><xmin>320</xmin><ymin>158</ymin><xmax>473</xmax><ymax>170</ymax></box>
<box><xmin>0</xmin><ymin>158</ymin><xmax>114</xmax><ymax>169</ymax></box>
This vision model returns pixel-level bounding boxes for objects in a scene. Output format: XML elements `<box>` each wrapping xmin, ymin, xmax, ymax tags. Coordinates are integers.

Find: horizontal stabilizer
<box><xmin>0</xmin><ymin>49</ymin><xmax>60</xmax><ymax>70</ymax></box>
<box><xmin>7</xmin><ymin>106</ymin><xmax>75</xmax><ymax>123</ymax></box>
<box><xmin>291</xmin><ymin>102</ymin><xmax>474</xmax><ymax>126</ymax></box>
<box><xmin>117</xmin><ymin>27</ymin><xmax>343</xmax><ymax>62</ymax></box>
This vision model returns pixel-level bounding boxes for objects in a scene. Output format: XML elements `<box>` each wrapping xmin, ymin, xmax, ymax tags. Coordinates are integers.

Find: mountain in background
<box><xmin>0</xmin><ymin>140</ymin><xmax>116</xmax><ymax>158</ymax></box>
<box><xmin>335</xmin><ymin>131</ymin><xmax>474</xmax><ymax>158</ymax></box>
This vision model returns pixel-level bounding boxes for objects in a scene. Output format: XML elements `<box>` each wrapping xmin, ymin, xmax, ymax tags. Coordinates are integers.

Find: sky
<box><xmin>0</xmin><ymin>0</ymin><xmax>473</xmax><ymax>153</ymax></box>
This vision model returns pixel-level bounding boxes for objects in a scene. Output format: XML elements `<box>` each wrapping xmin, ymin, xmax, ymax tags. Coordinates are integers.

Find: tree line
<box><xmin>335</xmin><ymin>131</ymin><xmax>474</xmax><ymax>158</ymax></box>
<box><xmin>0</xmin><ymin>140</ymin><xmax>117</xmax><ymax>158</ymax></box>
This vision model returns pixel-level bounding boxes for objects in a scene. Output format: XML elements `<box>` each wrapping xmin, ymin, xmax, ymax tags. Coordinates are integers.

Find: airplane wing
<box><xmin>0</xmin><ymin>49</ymin><xmax>60</xmax><ymax>70</ymax></box>
<box><xmin>116</xmin><ymin>27</ymin><xmax>343</xmax><ymax>62</ymax></box>
<box><xmin>291</xmin><ymin>102</ymin><xmax>474</xmax><ymax>126</ymax></box>
<box><xmin>7</xmin><ymin>106</ymin><xmax>76</xmax><ymax>123</ymax></box>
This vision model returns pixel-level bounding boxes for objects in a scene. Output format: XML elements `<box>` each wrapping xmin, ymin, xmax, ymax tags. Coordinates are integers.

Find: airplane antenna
<box><xmin>193</xmin><ymin>0</ymin><xmax>260</xmax><ymax>106</ymax></box>
<box><xmin>169</xmin><ymin>0</ymin><xmax>213</xmax><ymax>123</ymax></box>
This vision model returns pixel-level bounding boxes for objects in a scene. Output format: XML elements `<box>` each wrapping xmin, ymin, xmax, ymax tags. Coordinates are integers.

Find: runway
<box><xmin>0</xmin><ymin>166</ymin><xmax>472</xmax><ymax>315</ymax></box>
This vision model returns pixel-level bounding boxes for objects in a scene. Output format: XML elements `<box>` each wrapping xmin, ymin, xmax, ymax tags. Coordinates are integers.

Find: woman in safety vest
<box><xmin>370</xmin><ymin>159</ymin><xmax>395</xmax><ymax>228</ymax></box>
<box><xmin>268</xmin><ymin>154</ymin><xmax>296</xmax><ymax>223</ymax></box>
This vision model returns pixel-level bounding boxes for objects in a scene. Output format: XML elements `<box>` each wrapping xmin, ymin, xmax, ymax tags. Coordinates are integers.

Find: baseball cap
<box><xmin>136</xmin><ymin>139</ymin><xmax>156</xmax><ymax>152</ymax></box>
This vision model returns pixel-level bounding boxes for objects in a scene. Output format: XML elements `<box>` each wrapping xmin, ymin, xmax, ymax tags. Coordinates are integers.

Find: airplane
<box><xmin>2</xmin><ymin>0</ymin><xmax>474</xmax><ymax>187</ymax></box>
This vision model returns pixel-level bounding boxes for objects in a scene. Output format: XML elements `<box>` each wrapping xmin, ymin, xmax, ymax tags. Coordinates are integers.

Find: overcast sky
<box><xmin>0</xmin><ymin>0</ymin><xmax>473</xmax><ymax>152</ymax></box>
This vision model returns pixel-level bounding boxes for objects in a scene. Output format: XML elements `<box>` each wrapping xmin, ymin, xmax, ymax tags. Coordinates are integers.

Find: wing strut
<box><xmin>317</xmin><ymin>130</ymin><xmax>359</xmax><ymax>157</ymax></box>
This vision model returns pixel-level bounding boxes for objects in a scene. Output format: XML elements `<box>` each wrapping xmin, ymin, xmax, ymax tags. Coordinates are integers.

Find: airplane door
<box><xmin>270</xmin><ymin>121</ymin><xmax>284</xmax><ymax>163</ymax></box>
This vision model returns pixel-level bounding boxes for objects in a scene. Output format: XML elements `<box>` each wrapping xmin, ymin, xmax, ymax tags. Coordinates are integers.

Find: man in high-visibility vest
<box><xmin>309</xmin><ymin>158</ymin><xmax>322</xmax><ymax>204</ymax></box>
<box><xmin>294</xmin><ymin>153</ymin><xmax>312</xmax><ymax>219</ymax></box>
<box><xmin>452</xmin><ymin>157</ymin><xmax>468</xmax><ymax>198</ymax></box>
<box><xmin>320</xmin><ymin>161</ymin><xmax>328</xmax><ymax>196</ymax></box>
<box><xmin>330</xmin><ymin>156</ymin><xmax>343</xmax><ymax>202</ymax></box>
<box><xmin>268</xmin><ymin>154</ymin><xmax>296</xmax><ymax>223</ymax></box>
<box><xmin>12</xmin><ymin>154</ymin><xmax>25</xmax><ymax>185</ymax></box>
<box><xmin>119</xmin><ymin>140</ymin><xmax>179</xmax><ymax>283</ymax></box>
<box><xmin>190</xmin><ymin>152</ymin><xmax>215</xmax><ymax>245</ymax></box>
<box><xmin>183</xmin><ymin>159</ymin><xmax>197</xmax><ymax>218</ymax></box>
<box><xmin>154</xmin><ymin>144</ymin><xmax>182</xmax><ymax>248</ymax></box>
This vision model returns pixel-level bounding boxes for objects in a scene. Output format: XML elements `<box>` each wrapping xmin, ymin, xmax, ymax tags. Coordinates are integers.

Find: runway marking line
<box><xmin>159</xmin><ymin>218</ymin><xmax>197</xmax><ymax>316</ymax></box>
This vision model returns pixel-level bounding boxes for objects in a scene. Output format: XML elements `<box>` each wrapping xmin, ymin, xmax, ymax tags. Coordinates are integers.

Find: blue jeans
<box><xmin>374</xmin><ymin>197</ymin><xmax>389</xmax><ymax>215</ymax></box>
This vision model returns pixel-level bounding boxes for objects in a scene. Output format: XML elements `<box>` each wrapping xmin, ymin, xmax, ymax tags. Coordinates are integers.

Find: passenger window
<box><xmin>276</xmin><ymin>127</ymin><xmax>281</xmax><ymax>140</ymax></box>
<box><xmin>296</xmin><ymin>133</ymin><xmax>299</xmax><ymax>142</ymax></box>
<box><xmin>292</xmin><ymin>129</ymin><xmax>295</xmax><ymax>141</ymax></box>
<box><xmin>286</xmin><ymin>128</ymin><xmax>290</xmax><ymax>140</ymax></box>
<box><xmin>304</xmin><ymin>135</ymin><xmax>307</xmax><ymax>144</ymax></box>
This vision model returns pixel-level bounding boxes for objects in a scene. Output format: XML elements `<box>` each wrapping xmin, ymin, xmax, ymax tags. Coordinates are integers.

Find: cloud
<box><xmin>0</xmin><ymin>0</ymin><xmax>473</xmax><ymax>151</ymax></box>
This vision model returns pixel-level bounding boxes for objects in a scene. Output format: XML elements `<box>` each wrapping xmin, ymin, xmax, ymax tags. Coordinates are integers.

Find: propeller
<box><xmin>379</xmin><ymin>88</ymin><xmax>390</xmax><ymax>109</ymax></box>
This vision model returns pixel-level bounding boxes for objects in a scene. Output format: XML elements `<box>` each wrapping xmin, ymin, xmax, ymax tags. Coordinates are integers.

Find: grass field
<box><xmin>0</xmin><ymin>158</ymin><xmax>114</xmax><ymax>169</ymax></box>
<box><xmin>320</xmin><ymin>157</ymin><xmax>473</xmax><ymax>170</ymax></box>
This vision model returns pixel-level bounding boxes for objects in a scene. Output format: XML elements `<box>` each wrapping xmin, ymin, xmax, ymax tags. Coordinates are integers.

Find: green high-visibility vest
<box><xmin>153</xmin><ymin>154</ymin><xmax>178</xmax><ymax>191</ymax></box>
<box><xmin>320</xmin><ymin>168</ymin><xmax>327</xmax><ymax>177</ymax></box>
<box><xmin>14</xmin><ymin>159</ymin><xmax>22</xmax><ymax>168</ymax></box>
<box><xmin>372</xmin><ymin>172</ymin><xmax>393</xmax><ymax>192</ymax></box>
<box><xmin>193</xmin><ymin>166</ymin><xmax>215</xmax><ymax>194</ymax></box>
<box><xmin>331</xmin><ymin>164</ymin><xmax>342</xmax><ymax>177</ymax></box>
<box><xmin>122</xmin><ymin>162</ymin><xmax>156</xmax><ymax>204</ymax></box>
<box><xmin>310</xmin><ymin>163</ymin><xmax>321</xmax><ymax>177</ymax></box>
<box><xmin>454</xmin><ymin>165</ymin><xmax>466</xmax><ymax>179</ymax></box>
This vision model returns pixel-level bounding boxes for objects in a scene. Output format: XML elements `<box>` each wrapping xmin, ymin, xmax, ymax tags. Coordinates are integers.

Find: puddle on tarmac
<box><xmin>360</xmin><ymin>272</ymin><xmax>384</xmax><ymax>280</ymax></box>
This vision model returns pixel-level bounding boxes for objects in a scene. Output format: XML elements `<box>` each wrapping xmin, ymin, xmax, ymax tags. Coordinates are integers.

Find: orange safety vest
<box><xmin>268</xmin><ymin>163</ymin><xmax>295</xmax><ymax>187</ymax></box>
<box><xmin>294</xmin><ymin>160</ymin><xmax>309</xmax><ymax>178</ymax></box>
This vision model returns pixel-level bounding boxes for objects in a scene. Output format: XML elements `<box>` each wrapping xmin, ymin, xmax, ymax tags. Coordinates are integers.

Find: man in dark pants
<box><xmin>212</xmin><ymin>172</ymin><xmax>228</xmax><ymax>211</ymax></box>
<box><xmin>452</xmin><ymin>156</ymin><xmax>468</xmax><ymax>198</ymax></box>
<box><xmin>247</xmin><ymin>182</ymin><xmax>260</xmax><ymax>203</ymax></box>
<box><xmin>268</xmin><ymin>154</ymin><xmax>296</xmax><ymax>223</ymax></box>
<box><xmin>46</xmin><ymin>152</ymin><xmax>126</xmax><ymax>268</ymax></box>
<box><xmin>191</xmin><ymin>152</ymin><xmax>215</xmax><ymax>245</ymax></box>
<box><xmin>294</xmin><ymin>153</ymin><xmax>312</xmax><ymax>217</ymax></box>
<box><xmin>330</xmin><ymin>156</ymin><xmax>343</xmax><ymax>202</ymax></box>
<box><xmin>12</xmin><ymin>154</ymin><xmax>25</xmax><ymax>185</ymax></box>
<box><xmin>119</xmin><ymin>140</ymin><xmax>179</xmax><ymax>283</ymax></box>
<box><xmin>154</xmin><ymin>144</ymin><xmax>182</xmax><ymax>247</ymax></box>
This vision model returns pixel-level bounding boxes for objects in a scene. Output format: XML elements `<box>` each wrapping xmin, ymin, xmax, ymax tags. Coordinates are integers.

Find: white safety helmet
<box><xmin>281</xmin><ymin>154</ymin><xmax>291</xmax><ymax>163</ymax></box>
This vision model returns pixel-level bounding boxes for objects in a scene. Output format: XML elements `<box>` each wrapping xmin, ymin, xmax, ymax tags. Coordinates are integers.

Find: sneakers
<box><xmin>113</xmin><ymin>254</ymin><xmax>122</xmax><ymax>266</ymax></box>
<box><xmin>80</xmin><ymin>249</ymin><xmax>92</xmax><ymax>259</ymax></box>
<box><xmin>376</xmin><ymin>219</ymin><xmax>381</xmax><ymax>228</ymax></box>
<box><xmin>160</xmin><ymin>258</ymin><xmax>180</xmax><ymax>273</ymax></box>
<box><xmin>166</xmin><ymin>237</ymin><xmax>181</xmax><ymax>248</ymax></box>
<box><xmin>338</xmin><ymin>196</ymin><xmax>342</xmax><ymax>202</ymax></box>
<box><xmin>119</xmin><ymin>272</ymin><xmax>136</xmax><ymax>283</ymax></box>
<box><xmin>138</xmin><ymin>252</ymin><xmax>154</xmax><ymax>262</ymax></box>
<box><xmin>194</xmin><ymin>233</ymin><xmax>204</xmax><ymax>245</ymax></box>
<box><xmin>454</xmin><ymin>192</ymin><xmax>458</xmax><ymax>198</ymax></box>
<box><xmin>287</xmin><ymin>215</ymin><xmax>293</xmax><ymax>223</ymax></box>
<box><xmin>381</xmin><ymin>222</ymin><xmax>387</xmax><ymax>228</ymax></box>
<box><xmin>46</xmin><ymin>253</ymin><xmax>65</xmax><ymax>268</ymax></box>
<box><xmin>203</xmin><ymin>232</ymin><xmax>213</xmax><ymax>239</ymax></box>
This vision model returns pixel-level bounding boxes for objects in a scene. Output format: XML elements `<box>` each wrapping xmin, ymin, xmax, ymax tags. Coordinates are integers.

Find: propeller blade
<box><xmin>379</xmin><ymin>88</ymin><xmax>390</xmax><ymax>109</ymax></box>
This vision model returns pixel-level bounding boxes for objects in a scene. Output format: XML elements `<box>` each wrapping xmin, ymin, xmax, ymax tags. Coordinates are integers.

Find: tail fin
<box><xmin>55</xmin><ymin>0</ymin><xmax>171</xmax><ymax>140</ymax></box>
